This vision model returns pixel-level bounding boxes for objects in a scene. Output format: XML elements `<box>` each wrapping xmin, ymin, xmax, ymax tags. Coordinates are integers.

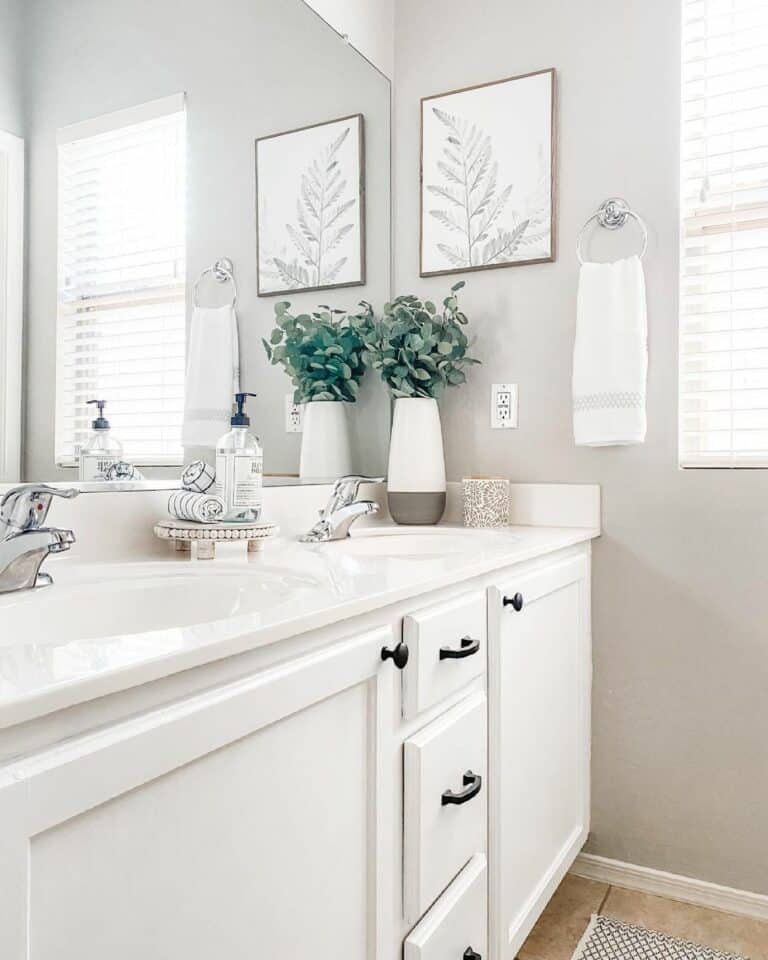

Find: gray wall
<box><xmin>0</xmin><ymin>0</ymin><xmax>23</xmax><ymax>136</ymax></box>
<box><xmin>395</xmin><ymin>0</ymin><xmax>768</xmax><ymax>894</ymax></box>
<box><xmin>23</xmin><ymin>0</ymin><xmax>390</xmax><ymax>480</ymax></box>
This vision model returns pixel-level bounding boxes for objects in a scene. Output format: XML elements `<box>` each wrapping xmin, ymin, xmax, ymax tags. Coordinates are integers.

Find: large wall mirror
<box><xmin>0</xmin><ymin>0</ymin><xmax>391</xmax><ymax>490</ymax></box>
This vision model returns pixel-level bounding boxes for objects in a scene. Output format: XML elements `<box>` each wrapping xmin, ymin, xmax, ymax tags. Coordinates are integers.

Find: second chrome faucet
<box><xmin>299</xmin><ymin>475</ymin><xmax>384</xmax><ymax>543</ymax></box>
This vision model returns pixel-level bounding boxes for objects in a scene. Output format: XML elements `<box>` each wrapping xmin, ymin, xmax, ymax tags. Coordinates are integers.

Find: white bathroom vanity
<box><xmin>0</xmin><ymin>484</ymin><xmax>599</xmax><ymax>960</ymax></box>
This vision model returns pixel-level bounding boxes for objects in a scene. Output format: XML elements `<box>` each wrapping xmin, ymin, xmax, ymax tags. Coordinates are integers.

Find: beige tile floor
<box><xmin>517</xmin><ymin>875</ymin><xmax>768</xmax><ymax>960</ymax></box>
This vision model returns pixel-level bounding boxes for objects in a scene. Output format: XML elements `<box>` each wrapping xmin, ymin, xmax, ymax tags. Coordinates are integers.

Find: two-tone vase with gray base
<box><xmin>387</xmin><ymin>397</ymin><xmax>446</xmax><ymax>525</ymax></box>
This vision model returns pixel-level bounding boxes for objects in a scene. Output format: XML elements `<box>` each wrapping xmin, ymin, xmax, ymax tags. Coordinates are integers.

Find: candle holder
<box><xmin>462</xmin><ymin>477</ymin><xmax>510</xmax><ymax>528</ymax></box>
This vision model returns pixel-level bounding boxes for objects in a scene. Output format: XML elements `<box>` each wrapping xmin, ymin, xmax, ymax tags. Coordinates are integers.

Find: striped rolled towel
<box><xmin>168</xmin><ymin>490</ymin><xmax>226</xmax><ymax>524</ymax></box>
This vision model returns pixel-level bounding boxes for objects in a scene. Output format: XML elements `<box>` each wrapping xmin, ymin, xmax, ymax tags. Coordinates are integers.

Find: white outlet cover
<box><xmin>491</xmin><ymin>383</ymin><xmax>518</xmax><ymax>429</ymax></box>
<box><xmin>285</xmin><ymin>395</ymin><xmax>304</xmax><ymax>433</ymax></box>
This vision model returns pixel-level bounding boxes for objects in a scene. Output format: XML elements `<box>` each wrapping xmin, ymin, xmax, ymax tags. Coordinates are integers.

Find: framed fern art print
<box><xmin>256</xmin><ymin>113</ymin><xmax>365</xmax><ymax>296</ymax></box>
<box><xmin>420</xmin><ymin>68</ymin><xmax>555</xmax><ymax>277</ymax></box>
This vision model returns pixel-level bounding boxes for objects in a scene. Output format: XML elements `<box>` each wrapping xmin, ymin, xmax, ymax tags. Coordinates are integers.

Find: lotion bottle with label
<box><xmin>215</xmin><ymin>392</ymin><xmax>263</xmax><ymax>522</ymax></box>
<box><xmin>79</xmin><ymin>399</ymin><xmax>123</xmax><ymax>480</ymax></box>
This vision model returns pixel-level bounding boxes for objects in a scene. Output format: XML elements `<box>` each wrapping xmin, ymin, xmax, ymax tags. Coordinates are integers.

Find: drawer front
<box><xmin>405</xmin><ymin>854</ymin><xmax>487</xmax><ymax>960</ymax></box>
<box><xmin>404</xmin><ymin>691</ymin><xmax>487</xmax><ymax>922</ymax></box>
<box><xmin>402</xmin><ymin>591</ymin><xmax>486</xmax><ymax>718</ymax></box>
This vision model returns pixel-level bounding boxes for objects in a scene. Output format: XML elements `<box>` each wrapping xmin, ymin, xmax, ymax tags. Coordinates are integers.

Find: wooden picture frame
<box><xmin>256</xmin><ymin>113</ymin><xmax>366</xmax><ymax>297</ymax></box>
<box><xmin>420</xmin><ymin>68</ymin><xmax>556</xmax><ymax>278</ymax></box>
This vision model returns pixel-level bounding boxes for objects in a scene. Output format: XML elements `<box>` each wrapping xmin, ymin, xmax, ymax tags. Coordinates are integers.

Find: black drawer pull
<box><xmin>464</xmin><ymin>950</ymin><xmax>481</xmax><ymax>960</ymax></box>
<box><xmin>441</xmin><ymin>770</ymin><xmax>482</xmax><ymax>806</ymax></box>
<box><xmin>381</xmin><ymin>640</ymin><xmax>409</xmax><ymax>670</ymax></box>
<box><xmin>439</xmin><ymin>635</ymin><xmax>480</xmax><ymax>660</ymax></box>
<box><xmin>503</xmin><ymin>592</ymin><xmax>524</xmax><ymax>611</ymax></box>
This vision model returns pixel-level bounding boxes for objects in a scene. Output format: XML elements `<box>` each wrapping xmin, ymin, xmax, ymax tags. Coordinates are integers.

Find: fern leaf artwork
<box><xmin>420</xmin><ymin>70</ymin><xmax>554</xmax><ymax>277</ymax></box>
<box><xmin>256</xmin><ymin>115</ymin><xmax>364</xmax><ymax>295</ymax></box>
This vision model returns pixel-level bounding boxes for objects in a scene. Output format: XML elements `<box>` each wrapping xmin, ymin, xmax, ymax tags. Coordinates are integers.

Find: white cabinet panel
<box><xmin>405</xmin><ymin>854</ymin><xmax>487</xmax><ymax>960</ymax></box>
<box><xmin>404</xmin><ymin>691</ymin><xmax>487</xmax><ymax>922</ymax></box>
<box><xmin>0</xmin><ymin>628</ymin><xmax>395</xmax><ymax>960</ymax></box>
<box><xmin>402</xmin><ymin>591</ymin><xmax>486</xmax><ymax>719</ymax></box>
<box><xmin>489</xmin><ymin>552</ymin><xmax>591</xmax><ymax>960</ymax></box>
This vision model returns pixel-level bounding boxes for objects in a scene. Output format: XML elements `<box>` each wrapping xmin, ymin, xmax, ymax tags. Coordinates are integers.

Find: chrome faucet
<box><xmin>299</xmin><ymin>475</ymin><xmax>384</xmax><ymax>543</ymax></box>
<box><xmin>0</xmin><ymin>484</ymin><xmax>79</xmax><ymax>593</ymax></box>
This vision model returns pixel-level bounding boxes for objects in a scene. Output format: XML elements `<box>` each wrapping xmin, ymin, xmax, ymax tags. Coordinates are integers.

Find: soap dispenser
<box><xmin>215</xmin><ymin>392</ymin><xmax>263</xmax><ymax>522</ymax></box>
<box><xmin>79</xmin><ymin>400</ymin><xmax>124</xmax><ymax>480</ymax></box>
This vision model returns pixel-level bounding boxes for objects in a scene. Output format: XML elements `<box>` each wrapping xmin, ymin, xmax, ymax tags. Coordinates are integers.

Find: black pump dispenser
<box><xmin>87</xmin><ymin>399</ymin><xmax>110</xmax><ymax>430</ymax></box>
<box><xmin>231</xmin><ymin>392</ymin><xmax>257</xmax><ymax>427</ymax></box>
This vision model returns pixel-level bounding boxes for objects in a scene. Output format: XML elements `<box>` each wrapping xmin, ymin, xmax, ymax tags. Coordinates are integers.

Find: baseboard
<box><xmin>571</xmin><ymin>853</ymin><xmax>768</xmax><ymax>922</ymax></box>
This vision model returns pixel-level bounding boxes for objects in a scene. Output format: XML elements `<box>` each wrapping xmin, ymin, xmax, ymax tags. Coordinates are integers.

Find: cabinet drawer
<box><xmin>402</xmin><ymin>591</ymin><xmax>486</xmax><ymax>718</ymax></box>
<box><xmin>404</xmin><ymin>691</ymin><xmax>487</xmax><ymax>922</ymax></box>
<box><xmin>405</xmin><ymin>854</ymin><xmax>487</xmax><ymax>960</ymax></box>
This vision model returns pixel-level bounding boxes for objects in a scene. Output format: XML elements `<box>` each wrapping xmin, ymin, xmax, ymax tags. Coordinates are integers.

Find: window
<box><xmin>56</xmin><ymin>94</ymin><xmax>186</xmax><ymax>467</ymax></box>
<box><xmin>679</xmin><ymin>0</ymin><xmax>768</xmax><ymax>467</ymax></box>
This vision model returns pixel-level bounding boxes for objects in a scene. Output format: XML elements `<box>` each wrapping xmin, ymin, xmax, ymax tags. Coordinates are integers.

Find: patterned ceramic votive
<box><xmin>462</xmin><ymin>476</ymin><xmax>510</xmax><ymax>528</ymax></box>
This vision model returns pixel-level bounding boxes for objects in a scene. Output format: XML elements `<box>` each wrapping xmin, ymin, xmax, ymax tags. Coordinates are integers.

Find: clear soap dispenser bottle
<box><xmin>215</xmin><ymin>392</ymin><xmax>264</xmax><ymax>522</ymax></box>
<box><xmin>79</xmin><ymin>399</ymin><xmax>123</xmax><ymax>480</ymax></box>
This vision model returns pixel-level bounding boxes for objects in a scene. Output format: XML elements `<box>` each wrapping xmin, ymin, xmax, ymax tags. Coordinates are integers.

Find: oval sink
<box><xmin>0</xmin><ymin>563</ymin><xmax>318</xmax><ymax>647</ymax></box>
<box><xmin>333</xmin><ymin>526</ymin><xmax>515</xmax><ymax>560</ymax></box>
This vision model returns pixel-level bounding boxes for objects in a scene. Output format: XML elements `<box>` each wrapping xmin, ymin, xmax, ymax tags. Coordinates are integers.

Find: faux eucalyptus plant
<box><xmin>262</xmin><ymin>302</ymin><xmax>368</xmax><ymax>404</ymax></box>
<box><xmin>360</xmin><ymin>281</ymin><xmax>479</xmax><ymax>399</ymax></box>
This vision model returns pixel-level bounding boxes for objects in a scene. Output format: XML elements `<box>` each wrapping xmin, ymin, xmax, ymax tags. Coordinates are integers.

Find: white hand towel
<box><xmin>182</xmin><ymin>305</ymin><xmax>240</xmax><ymax>448</ymax></box>
<box><xmin>572</xmin><ymin>255</ymin><xmax>648</xmax><ymax>446</ymax></box>
<box><xmin>168</xmin><ymin>490</ymin><xmax>226</xmax><ymax>523</ymax></box>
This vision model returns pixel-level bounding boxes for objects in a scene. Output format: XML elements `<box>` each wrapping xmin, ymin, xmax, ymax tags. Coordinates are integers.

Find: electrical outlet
<box><xmin>491</xmin><ymin>383</ymin><xmax>518</xmax><ymax>429</ymax></box>
<box><xmin>285</xmin><ymin>395</ymin><xmax>304</xmax><ymax>433</ymax></box>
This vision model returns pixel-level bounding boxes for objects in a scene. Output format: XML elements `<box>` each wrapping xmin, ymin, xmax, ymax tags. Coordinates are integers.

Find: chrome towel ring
<box><xmin>193</xmin><ymin>257</ymin><xmax>238</xmax><ymax>308</ymax></box>
<box><xmin>576</xmin><ymin>198</ymin><xmax>648</xmax><ymax>265</ymax></box>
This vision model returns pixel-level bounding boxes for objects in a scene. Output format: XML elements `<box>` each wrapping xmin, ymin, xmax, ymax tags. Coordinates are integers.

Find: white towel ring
<box><xmin>193</xmin><ymin>257</ymin><xmax>238</xmax><ymax>308</ymax></box>
<box><xmin>576</xmin><ymin>198</ymin><xmax>648</xmax><ymax>265</ymax></box>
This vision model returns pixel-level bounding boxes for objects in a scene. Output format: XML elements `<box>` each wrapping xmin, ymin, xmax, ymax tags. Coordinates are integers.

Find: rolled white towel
<box><xmin>168</xmin><ymin>490</ymin><xmax>226</xmax><ymax>524</ymax></box>
<box><xmin>181</xmin><ymin>459</ymin><xmax>216</xmax><ymax>493</ymax></box>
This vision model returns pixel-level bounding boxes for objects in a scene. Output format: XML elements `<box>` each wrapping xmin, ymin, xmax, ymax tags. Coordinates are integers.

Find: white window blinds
<box><xmin>680</xmin><ymin>0</ymin><xmax>768</xmax><ymax>467</ymax></box>
<box><xmin>55</xmin><ymin>94</ymin><xmax>186</xmax><ymax>467</ymax></box>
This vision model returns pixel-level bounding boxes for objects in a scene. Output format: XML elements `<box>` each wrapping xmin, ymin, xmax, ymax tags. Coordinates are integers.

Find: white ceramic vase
<box><xmin>387</xmin><ymin>397</ymin><xmax>446</xmax><ymax>525</ymax></box>
<box><xmin>299</xmin><ymin>400</ymin><xmax>353</xmax><ymax>480</ymax></box>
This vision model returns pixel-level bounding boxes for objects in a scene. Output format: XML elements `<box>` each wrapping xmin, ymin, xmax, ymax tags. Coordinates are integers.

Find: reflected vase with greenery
<box><xmin>263</xmin><ymin>302</ymin><xmax>369</xmax><ymax>479</ymax></box>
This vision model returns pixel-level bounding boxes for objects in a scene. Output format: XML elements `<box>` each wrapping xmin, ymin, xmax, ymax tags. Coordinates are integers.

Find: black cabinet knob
<box><xmin>503</xmin><ymin>592</ymin><xmax>524</xmax><ymax>611</ymax></box>
<box><xmin>381</xmin><ymin>640</ymin><xmax>409</xmax><ymax>670</ymax></box>
<box><xmin>464</xmin><ymin>949</ymin><xmax>482</xmax><ymax>959</ymax></box>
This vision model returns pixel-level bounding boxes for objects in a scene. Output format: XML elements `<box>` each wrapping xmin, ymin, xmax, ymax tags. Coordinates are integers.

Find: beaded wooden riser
<box><xmin>153</xmin><ymin>519</ymin><xmax>280</xmax><ymax>559</ymax></box>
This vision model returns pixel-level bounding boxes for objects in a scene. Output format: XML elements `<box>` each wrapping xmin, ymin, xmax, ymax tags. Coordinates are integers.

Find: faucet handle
<box><xmin>324</xmin><ymin>475</ymin><xmax>384</xmax><ymax>517</ymax></box>
<box><xmin>330</xmin><ymin>474</ymin><xmax>385</xmax><ymax>507</ymax></box>
<box><xmin>0</xmin><ymin>484</ymin><xmax>79</xmax><ymax>536</ymax></box>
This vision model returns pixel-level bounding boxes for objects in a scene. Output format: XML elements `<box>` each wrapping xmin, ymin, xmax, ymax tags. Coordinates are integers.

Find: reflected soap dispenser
<box><xmin>79</xmin><ymin>400</ymin><xmax>123</xmax><ymax>480</ymax></box>
<box><xmin>215</xmin><ymin>392</ymin><xmax>263</xmax><ymax>522</ymax></box>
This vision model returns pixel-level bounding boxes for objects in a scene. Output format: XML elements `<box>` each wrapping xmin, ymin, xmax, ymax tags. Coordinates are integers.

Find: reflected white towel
<box><xmin>182</xmin><ymin>305</ymin><xmax>240</xmax><ymax>448</ymax></box>
<box><xmin>572</xmin><ymin>255</ymin><xmax>648</xmax><ymax>446</ymax></box>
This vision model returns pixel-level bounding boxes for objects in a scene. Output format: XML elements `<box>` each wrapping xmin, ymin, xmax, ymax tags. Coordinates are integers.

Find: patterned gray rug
<box><xmin>571</xmin><ymin>915</ymin><xmax>750</xmax><ymax>960</ymax></box>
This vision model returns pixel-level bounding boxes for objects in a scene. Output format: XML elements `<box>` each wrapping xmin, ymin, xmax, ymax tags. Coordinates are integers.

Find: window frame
<box><xmin>0</xmin><ymin>129</ymin><xmax>24</xmax><ymax>482</ymax></box>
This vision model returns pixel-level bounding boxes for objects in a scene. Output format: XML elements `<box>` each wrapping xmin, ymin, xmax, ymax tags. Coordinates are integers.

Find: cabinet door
<box><xmin>488</xmin><ymin>552</ymin><xmax>591</xmax><ymax>960</ymax></box>
<box><xmin>0</xmin><ymin>628</ymin><xmax>395</xmax><ymax>960</ymax></box>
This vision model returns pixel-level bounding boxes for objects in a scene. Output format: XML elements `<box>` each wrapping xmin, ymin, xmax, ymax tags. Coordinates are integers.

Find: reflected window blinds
<box><xmin>55</xmin><ymin>95</ymin><xmax>186</xmax><ymax>466</ymax></box>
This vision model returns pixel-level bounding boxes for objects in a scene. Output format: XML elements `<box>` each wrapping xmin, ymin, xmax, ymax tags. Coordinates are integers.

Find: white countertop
<box><xmin>0</xmin><ymin>523</ymin><xmax>598</xmax><ymax>729</ymax></box>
